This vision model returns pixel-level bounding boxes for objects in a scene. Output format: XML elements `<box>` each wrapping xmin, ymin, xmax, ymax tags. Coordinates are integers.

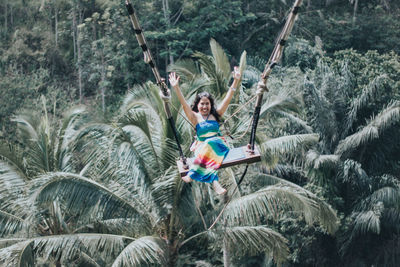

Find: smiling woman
<box><xmin>169</xmin><ymin>68</ymin><xmax>241</xmax><ymax>194</ymax></box>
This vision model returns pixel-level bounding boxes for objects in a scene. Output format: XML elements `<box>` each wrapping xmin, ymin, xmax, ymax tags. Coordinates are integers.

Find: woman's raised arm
<box><xmin>169</xmin><ymin>72</ymin><xmax>197</xmax><ymax>125</ymax></box>
<box><xmin>216</xmin><ymin>66</ymin><xmax>241</xmax><ymax>116</ymax></box>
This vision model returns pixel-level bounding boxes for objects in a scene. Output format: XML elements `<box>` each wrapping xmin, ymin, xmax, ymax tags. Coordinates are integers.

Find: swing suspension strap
<box><xmin>125</xmin><ymin>0</ymin><xmax>188</xmax><ymax>167</ymax></box>
<box><xmin>248</xmin><ymin>0</ymin><xmax>303</xmax><ymax>151</ymax></box>
<box><xmin>208</xmin><ymin>0</ymin><xmax>303</xmax><ymax>230</ymax></box>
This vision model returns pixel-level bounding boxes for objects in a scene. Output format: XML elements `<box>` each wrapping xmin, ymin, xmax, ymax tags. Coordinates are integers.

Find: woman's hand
<box><xmin>232</xmin><ymin>66</ymin><xmax>241</xmax><ymax>80</ymax></box>
<box><xmin>169</xmin><ymin>72</ymin><xmax>180</xmax><ymax>89</ymax></box>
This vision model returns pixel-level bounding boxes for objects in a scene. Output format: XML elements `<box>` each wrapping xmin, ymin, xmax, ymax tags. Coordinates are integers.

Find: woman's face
<box><xmin>197</xmin><ymin>97</ymin><xmax>211</xmax><ymax>117</ymax></box>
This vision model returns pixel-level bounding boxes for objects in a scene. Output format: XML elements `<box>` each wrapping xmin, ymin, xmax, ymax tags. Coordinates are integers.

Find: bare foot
<box><xmin>213</xmin><ymin>181</ymin><xmax>227</xmax><ymax>195</ymax></box>
<box><xmin>182</xmin><ymin>175</ymin><xmax>193</xmax><ymax>183</ymax></box>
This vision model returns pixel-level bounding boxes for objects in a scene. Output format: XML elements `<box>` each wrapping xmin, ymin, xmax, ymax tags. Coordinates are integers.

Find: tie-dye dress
<box><xmin>187</xmin><ymin>120</ymin><xmax>229</xmax><ymax>183</ymax></box>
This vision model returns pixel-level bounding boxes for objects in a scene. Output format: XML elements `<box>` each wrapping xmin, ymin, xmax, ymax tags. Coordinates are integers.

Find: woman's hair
<box><xmin>191</xmin><ymin>91</ymin><xmax>220</xmax><ymax>122</ymax></box>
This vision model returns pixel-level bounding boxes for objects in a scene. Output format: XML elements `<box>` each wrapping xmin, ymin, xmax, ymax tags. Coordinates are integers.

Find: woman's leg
<box><xmin>212</xmin><ymin>180</ymin><xmax>227</xmax><ymax>195</ymax></box>
<box><xmin>182</xmin><ymin>175</ymin><xmax>193</xmax><ymax>183</ymax></box>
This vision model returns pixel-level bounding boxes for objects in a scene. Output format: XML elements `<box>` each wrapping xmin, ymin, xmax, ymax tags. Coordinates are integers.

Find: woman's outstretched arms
<box><xmin>169</xmin><ymin>72</ymin><xmax>197</xmax><ymax>125</ymax></box>
<box><xmin>216</xmin><ymin>66</ymin><xmax>241</xmax><ymax>116</ymax></box>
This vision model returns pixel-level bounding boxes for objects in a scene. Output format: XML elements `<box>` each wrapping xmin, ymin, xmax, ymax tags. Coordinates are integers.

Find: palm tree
<box><xmin>299</xmin><ymin>55</ymin><xmax>400</xmax><ymax>265</ymax></box>
<box><xmin>168</xmin><ymin>39</ymin><xmax>338</xmax><ymax>266</ymax></box>
<box><xmin>0</xmin><ymin>41</ymin><xmax>339</xmax><ymax>266</ymax></box>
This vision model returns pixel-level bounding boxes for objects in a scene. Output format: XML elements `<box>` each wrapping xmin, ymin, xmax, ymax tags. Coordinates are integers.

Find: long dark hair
<box><xmin>191</xmin><ymin>91</ymin><xmax>220</xmax><ymax>122</ymax></box>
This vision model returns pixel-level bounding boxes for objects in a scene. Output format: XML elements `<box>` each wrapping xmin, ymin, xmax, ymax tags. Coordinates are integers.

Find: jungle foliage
<box><xmin>0</xmin><ymin>0</ymin><xmax>400</xmax><ymax>266</ymax></box>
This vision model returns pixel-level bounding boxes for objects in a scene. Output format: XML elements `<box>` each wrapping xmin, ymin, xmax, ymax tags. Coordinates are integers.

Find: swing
<box><xmin>125</xmin><ymin>0</ymin><xmax>302</xmax><ymax>180</ymax></box>
<box><xmin>176</xmin><ymin>145</ymin><xmax>261</xmax><ymax>177</ymax></box>
<box><xmin>126</xmin><ymin>0</ymin><xmax>303</xmax><ymax>231</ymax></box>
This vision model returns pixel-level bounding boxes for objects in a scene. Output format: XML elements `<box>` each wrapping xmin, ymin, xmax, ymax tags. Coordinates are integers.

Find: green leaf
<box><xmin>111</xmin><ymin>236</ymin><xmax>167</xmax><ymax>267</ymax></box>
<box><xmin>0</xmin><ymin>240</ymin><xmax>34</xmax><ymax>267</ymax></box>
<box><xmin>223</xmin><ymin>225</ymin><xmax>289</xmax><ymax>265</ymax></box>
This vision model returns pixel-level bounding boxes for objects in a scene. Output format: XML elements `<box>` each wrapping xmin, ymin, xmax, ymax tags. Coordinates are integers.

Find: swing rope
<box><xmin>208</xmin><ymin>0</ymin><xmax>303</xmax><ymax>230</ymax></box>
<box><xmin>125</xmin><ymin>0</ymin><xmax>188</xmax><ymax>168</ymax></box>
<box><xmin>125</xmin><ymin>0</ymin><xmax>303</xmax><ymax>231</ymax></box>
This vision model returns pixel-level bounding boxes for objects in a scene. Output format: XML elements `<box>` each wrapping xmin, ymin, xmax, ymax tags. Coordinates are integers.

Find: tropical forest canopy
<box><xmin>0</xmin><ymin>0</ymin><xmax>400</xmax><ymax>266</ymax></box>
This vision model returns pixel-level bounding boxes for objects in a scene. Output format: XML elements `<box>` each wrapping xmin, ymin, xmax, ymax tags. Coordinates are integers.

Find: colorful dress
<box><xmin>187</xmin><ymin>119</ymin><xmax>229</xmax><ymax>183</ymax></box>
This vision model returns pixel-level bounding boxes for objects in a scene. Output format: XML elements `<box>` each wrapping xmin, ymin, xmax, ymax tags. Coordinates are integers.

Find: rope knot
<box><xmin>160</xmin><ymin>89</ymin><xmax>171</xmax><ymax>102</ymax></box>
<box><xmin>256</xmin><ymin>80</ymin><xmax>268</xmax><ymax>95</ymax></box>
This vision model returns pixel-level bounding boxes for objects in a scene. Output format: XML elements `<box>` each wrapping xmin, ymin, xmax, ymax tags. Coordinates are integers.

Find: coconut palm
<box><xmin>299</xmin><ymin>56</ymin><xmax>400</xmax><ymax>265</ymax></box>
<box><xmin>167</xmin><ymin>39</ymin><xmax>338</xmax><ymax>266</ymax></box>
<box><xmin>0</xmin><ymin>40</ymin><xmax>339</xmax><ymax>266</ymax></box>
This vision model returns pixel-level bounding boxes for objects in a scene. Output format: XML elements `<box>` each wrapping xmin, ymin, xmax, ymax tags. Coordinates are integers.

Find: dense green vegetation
<box><xmin>0</xmin><ymin>0</ymin><xmax>399</xmax><ymax>266</ymax></box>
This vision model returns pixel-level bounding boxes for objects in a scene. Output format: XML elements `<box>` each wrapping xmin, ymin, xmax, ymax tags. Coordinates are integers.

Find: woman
<box><xmin>169</xmin><ymin>67</ymin><xmax>241</xmax><ymax>195</ymax></box>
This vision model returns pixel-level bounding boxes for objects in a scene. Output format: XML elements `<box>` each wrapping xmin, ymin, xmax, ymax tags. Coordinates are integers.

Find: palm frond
<box><xmin>57</xmin><ymin>105</ymin><xmax>87</xmax><ymax>171</ymax></box>
<box><xmin>192</xmin><ymin>51</ymin><xmax>227</xmax><ymax>96</ymax></box>
<box><xmin>0</xmin><ymin>210</ymin><xmax>25</xmax><ymax>237</ymax></box>
<box><xmin>74</xmin><ymin>218</ymin><xmax>143</xmax><ymax>237</ymax></box>
<box><xmin>261</xmin><ymin>134</ymin><xmax>319</xmax><ymax>160</ymax></box>
<box><xmin>344</xmin><ymin>75</ymin><xmax>389</xmax><ymax>136</ymax></box>
<box><xmin>72</xmin><ymin>122</ymin><xmax>116</xmax><ymax>177</ymax></box>
<box><xmin>33</xmin><ymin>233</ymin><xmax>134</xmax><ymax>264</ymax></box>
<box><xmin>31</xmin><ymin>172</ymin><xmax>154</xmax><ymax>227</ymax></box>
<box><xmin>0</xmin><ymin>142</ymin><xmax>28</xmax><ymax>179</ymax></box>
<box><xmin>243</xmin><ymin>65</ymin><xmax>262</xmax><ymax>88</ymax></box>
<box><xmin>11</xmin><ymin>113</ymin><xmax>39</xmax><ymax>141</ymax></box>
<box><xmin>0</xmin><ymin>240</ymin><xmax>34</xmax><ymax>266</ymax></box>
<box><xmin>11</xmin><ymin>105</ymin><xmax>60</xmax><ymax>174</ymax></box>
<box><xmin>167</xmin><ymin>58</ymin><xmax>201</xmax><ymax>82</ymax></box>
<box><xmin>302</xmin><ymin>75</ymin><xmax>340</xmax><ymax>148</ymax></box>
<box><xmin>354</xmin><ymin>205</ymin><xmax>384</xmax><ymax>236</ymax></box>
<box><xmin>210</xmin><ymin>38</ymin><xmax>231</xmax><ymax>79</ymax></box>
<box><xmin>192</xmin><ymin>52</ymin><xmax>216</xmax><ymax>79</ymax></box>
<box><xmin>260</xmin><ymin>90</ymin><xmax>302</xmax><ymax>118</ymax></box>
<box><xmin>223</xmin><ymin>225</ymin><xmax>289</xmax><ymax>265</ymax></box>
<box><xmin>111</xmin><ymin>236</ymin><xmax>167</xmax><ymax>267</ymax></box>
<box><xmin>223</xmin><ymin>183</ymin><xmax>338</xmax><ymax>234</ymax></box>
<box><xmin>119</xmin><ymin>110</ymin><xmax>162</xmax><ymax>174</ymax></box>
<box><xmin>0</xmin><ymin>238</ymin><xmax>26</xmax><ymax>249</ymax></box>
<box><xmin>0</xmin><ymin>161</ymin><xmax>30</xmax><ymax>218</ymax></box>
<box><xmin>335</xmin><ymin>101</ymin><xmax>400</xmax><ymax>157</ymax></box>
<box><xmin>276</xmin><ymin>111</ymin><xmax>314</xmax><ymax>133</ymax></box>
<box><xmin>248</xmin><ymin>169</ymin><xmax>305</xmax><ymax>190</ymax></box>
<box><xmin>337</xmin><ymin>159</ymin><xmax>370</xmax><ymax>193</ymax></box>
<box><xmin>121</xmin><ymin>82</ymin><xmax>164</xmax><ymax>120</ymax></box>
<box><xmin>150</xmin><ymin>168</ymin><xmax>180</xmax><ymax>214</ymax></box>
<box><xmin>306</xmin><ymin>150</ymin><xmax>340</xmax><ymax>172</ymax></box>
<box><xmin>0</xmin><ymin>161</ymin><xmax>27</xmax><ymax>200</ymax></box>
<box><xmin>109</xmin><ymin>138</ymin><xmax>152</xmax><ymax>190</ymax></box>
<box><xmin>237</xmin><ymin>50</ymin><xmax>247</xmax><ymax>85</ymax></box>
<box><xmin>356</xmin><ymin>187</ymin><xmax>400</xmax><ymax>212</ymax></box>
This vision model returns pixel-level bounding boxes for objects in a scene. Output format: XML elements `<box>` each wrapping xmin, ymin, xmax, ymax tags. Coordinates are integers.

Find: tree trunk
<box><xmin>74</xmin><ymin>6</ymin><xmax>84</xmax><ymax>103</ymax></box>
<box><xmin>162</xmin><ymin>0</ymin><xmax>174</xmax><ymax>69</ymax></box>
<box><xmin>10</xmin><ymin>2</ymin><xmax>14</xmax><ymax>28</ymax></box>
<box><xmin>352</xmin><ymin>0</ymin><xmax>359</xmax><ymax>25</ymax></box>
<box><xmin>101</xmin><ymin>52</ymin><xmax>106</xmax><ymax>113</ymax></box>
<box><xmin>55</xmin><ymin>6</ymin><xmax>58</xmax><ymax>47</ymax></box>
<box><xmin>223</xmin><ymin>236</ymin><xmax>230</xmax><ymax>267</ymax></box>
<box><xmin>77</xmin><ymin>33</ymin><xmax>83</xmax><ymax>103</ymax></box>
<box><xmin>10</xmin><ymin>2</ymin><xmax>13</xmax><ymax>27</ymax></box>
<box><xmin>4</xmin><ymin>1</ymin><xmax>7</xmax><ymax>32</ymax></box>
<box><xmin>72</xmin><ymin>7</ymin><xmax>77</xmax><ymax>61</ymax></box>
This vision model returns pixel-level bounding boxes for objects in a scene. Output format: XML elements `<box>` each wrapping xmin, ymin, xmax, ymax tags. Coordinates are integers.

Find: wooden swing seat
<box><xmin>177</xmin><ymin>145</ymin><xmax>261</xmax><ymax>177</ymax></box>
